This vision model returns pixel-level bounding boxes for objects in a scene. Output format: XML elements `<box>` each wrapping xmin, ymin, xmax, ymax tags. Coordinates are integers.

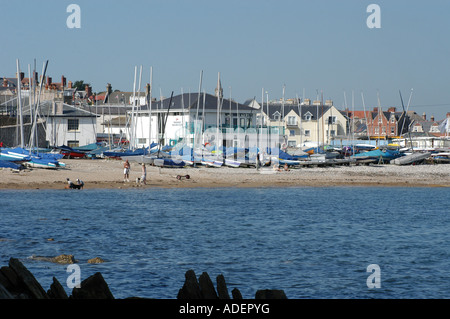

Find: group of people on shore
<box><xmin>65</xmin><ymin>159</ymin><xmax>147</xmax><ymax>190</ymax></box>
<box><xmin>66</xmin><ymin>178</ymin><xmax>84</xmax><ymax>190</ymax></box>
<box><xmin>123</xmin><ymin>160</ymin><xmax>147</xmax><ymax>185</ymax></box>
<box><xmin>65</xmin><ymin>159</ymin><xmax>291</xmax><ymax>189</ymax></box>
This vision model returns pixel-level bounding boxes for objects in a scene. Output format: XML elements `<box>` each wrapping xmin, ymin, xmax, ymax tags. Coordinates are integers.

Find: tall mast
<box><xmin>321</xmin><ymin>90</ymin><xmax>324</xmax><ymax>148</ymax></box>
<box><xmin>352</xmin><ymin>90</ymin><xmax>355</xmax><ymax>154</ymax></box>
<box><xmin>399</xmin><ymin>90</ymin><xmax>414</xmax><ymax>152</ymax></box>
<box><xmin>28</xmin><ymin>64</ymin><xmax>34</xmax><ymax>147</ymax></box>
<box><xmin>195</xmin><ymin>70</ymin><xmax>203</xmax><ymax>128</ymax></box>
<box><xmin>361</xmin><ymin>91</ymin><xmax>369</xmax><ymax>139</ymax></box>
<box><xmin>181</xmin><ymin>87</ymin><xmax>185</xmax><ymax>141</ymax></box>
<box><xmin>29</xmin><ymin>60</ymin><xmax>48</xmax><ymax>151</ymax></box>
<box><xmin>297</xmin><ymin>93</ymin><xmax>302</xmax><ymax>146</ymax></box>
<box><xmin>148</xmin><ymin>66</ymin><xmax>153</xmax><ymax>147</ymax></box>
<box><xmin>282</xmin><ymin>84</ymin><xmax>285</xmax><ymax>123</ymax></box>
<box><xmin>16</xmin><ymin>59</ymin><xmax>24</xmax><ymax>148</ymax></box>
<box><xmin>260</xmin><ymin>88</ymin><xmax>264</xmax><ymax>162</ymax></box>
<box><xmin>202</xmin><ymin>90</ymin><xmax>206</xmax><ymax>133</ymax></box>
<box><xmin>216</xmin><ymin>72</ymin><xmax>220</xmax><ymax>160</ymax></box>
<box><xmin>136</xmin><ymin>65</ymin><xmax>143</xmax><ymax>147</ymax></box>
<box><xmin>195</xmin><ymin>70</ymin><xmax>203</xmax><ymax>153</ymax></box>
<box><xmin>130</xmin><ymin>66</ymin><xmax>137</xmax><ymax>150</ymax></box>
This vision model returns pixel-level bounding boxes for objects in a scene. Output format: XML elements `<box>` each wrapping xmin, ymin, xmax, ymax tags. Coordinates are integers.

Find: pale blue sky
<box><xmin>2</xmin><ymin>0</ymin><xmax>450</xmax><ymax>119</ymax></box>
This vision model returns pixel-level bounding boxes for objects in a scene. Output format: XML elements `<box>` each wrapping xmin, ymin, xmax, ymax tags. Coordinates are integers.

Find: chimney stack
<box><xmin>68</xmin><ymin>81</ymin><xmax>73</xmax><ymax>89</ymax></box>
<box><xmin>2</xmin><ymin>78</ymin><xmax>7</xmax><ymax>87</ymax></box>
<box><xmin>85</xmin><ymin>84</ymin><xmax>92</xmax><ymax>97</ymax></box>
<box><xmin>430</xmin><ymin>115</ymin><xmax>435</xmax><ymax>122</ymax></box>
<box><xmin>422</xmin><ymin>112</ymin><xmax>426</xmax><ymax>121</ymax></box>
<box><xmin>47</xmin><ymin>76</ymin><xmax>52</xmax><ymax>86</ymax></box>
<box><xmin>61</xmin><ymin>75</ymin><xmax>66</xmax><ymax>88</ymax></box>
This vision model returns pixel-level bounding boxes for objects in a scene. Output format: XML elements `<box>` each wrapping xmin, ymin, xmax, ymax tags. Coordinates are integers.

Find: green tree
<box><xmin>73</xmin><ymin>80</ymin><xmax>90</xmax><ymax>91</ymax></box>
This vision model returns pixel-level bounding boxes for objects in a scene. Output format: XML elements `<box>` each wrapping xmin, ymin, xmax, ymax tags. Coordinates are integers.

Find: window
<box><xmin>225</xmin><ymin>115</ymin><xmax>231</xmax><ymax>126</ymax></box>
<box><xmin>430</xmin><ymin>125</ymin><xmax>440</xmax><ymax>133</ymax></box>
<box><xmin>329</xmin><ymin>130</ymin><xmax>336</xmax><ymax>137</ymax></box>
<box><xmin>374</xmin><ymin>127</ymin><xmax>379</xmax><ymax>135</ymax></box>
<box><xmin>67</xmin><ymin>140</ymin><xmax>79</xmax><ymax>148</ymax></box>
<box><xmin>137</xmin><ymin>138</ymin><xmax>147</xmax><ymax>144</ymax></box>
<box><xmin>391</xmin><ymin>127</ymin><xmax>395</xmax><ymax>134</ymax></box>
<box><xmin>304</xmin><ymin>130</ymin><xmax>311</xmax><ymax>137</ymax></box>
<box><xmin>288</xmin><ymin>141</ymin><xmax>296</xmax><ymax>147</ymax></box>
<box><xmin>287</xmin><ymin>116</ymin><xmax>297</xmax><ymax>126</ymax></box>
<box><xmin>289</xmin><ymin>130</ymin><xmax>295</xmax><ymax>136</ymax></box>
<box><xmin>273</xmin><ymin>111</ymin><xmax>281</xmax><ymax>121</ymax></box>
<box><xmin>68</xmin><ymin>119</ymin><xmax>79</xmax><ymax>131</ymax></box>
<box><xmin>327</xmin><ymin>116</ymin><xmax>336</xmax><ymax>124</ymax></box>
<box><xmin>303</xmin><ymin>112</ymin><xmax>312</xmax><ymax>121</ymax></box>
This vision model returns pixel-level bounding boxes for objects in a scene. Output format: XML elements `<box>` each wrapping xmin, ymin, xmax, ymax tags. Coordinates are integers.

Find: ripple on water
<box><xmin>1</xmin><ymin>187</ymin><xmax>449</xmax><ymax>299</ymax></box>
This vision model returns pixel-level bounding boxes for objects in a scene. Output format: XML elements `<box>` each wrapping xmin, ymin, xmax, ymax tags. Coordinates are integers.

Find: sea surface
<box><xmin>0</xmin><ymin>186</ymin><xmax>449</xmax><ymax>299</ymax></box>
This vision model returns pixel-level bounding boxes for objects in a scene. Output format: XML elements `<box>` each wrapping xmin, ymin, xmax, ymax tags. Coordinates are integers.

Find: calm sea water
<box><xmin>0</xmin><ymin>186</ymin><xmax>449</xmax><ymax>299</ymax></box>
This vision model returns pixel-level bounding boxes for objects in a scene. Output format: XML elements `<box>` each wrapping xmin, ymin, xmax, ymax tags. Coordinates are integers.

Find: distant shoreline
<box><xmin>1</xmin><ymin>159</ymin><xmax>449</xmax><ymax>190</ymax></box>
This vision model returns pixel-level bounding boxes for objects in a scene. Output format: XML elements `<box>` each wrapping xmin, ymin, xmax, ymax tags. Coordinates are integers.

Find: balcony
<box><xmin>286</xmin><ymin>120</ymin><xmax>298</xmax><ymax>127</ymax></box>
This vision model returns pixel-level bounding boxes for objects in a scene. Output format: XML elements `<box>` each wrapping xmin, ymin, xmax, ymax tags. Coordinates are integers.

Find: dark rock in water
<box><xmin>255</xmin><ymin>289</ymin><xmax>287</xmax><ymax>299</ymax></box>
<box><xmin>71</xmin><ymin>272</ymin><xmax>114</xmax><ymax>299</ymax></box>
<box><xmin>47</xmin><ymin>277</ymin><xmax>68</xmax><ymax>299</ymax></box>
<box><xmin>51</xmin><ymin>254</ymin><xmax>76</xmax><ymax>264</ymax></box>
<box><xmin>0</xmin><ymin>282</ymin><xmax>14</xmax><ymax>299</ymax></box>
<box><xmin>177</xmin><ymin>269</ymin><xmax>202</xmax><ymax>299</ymax></box>
<box><xmin>87</xmin><ymin>257</ymin><xmax>105</xmax><ymax>264</ymax></box>
<box><xmin>8</xmin><ymin>258</ymin><xmax>49</xmax><ymax>299</ymax></box>
<box><xmin>231</xmin><ymin>288</ymin><xmax>243</xmax><ymax>299</ymax></box>
<box><xmin>0</xmin><ymin>266</ymin><xmax>19</xmax><ymax>294</ymax></box>
<box><xmin>198</xmin><ymin>272</ymin><xmax>218</xmax><ymax>299</ymax></box>
<box><xmin>216</xmin><ymin>274</ymin><xmax>230</xmax><ymax>299</ymax></box>
<box><xmin>177</xmin><ymin>270</ymin><xmax>286</xmax><ymax>300</ymax></box>
<box><xmin>30</xmin><ymin>254</ymin><xmax>76</xmax><ymax>264</ymax></box>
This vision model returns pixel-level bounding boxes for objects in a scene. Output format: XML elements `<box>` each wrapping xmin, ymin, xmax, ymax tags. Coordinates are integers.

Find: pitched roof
<box><xmin>137</xmin><ymin>93</ymin><xmax>254</xmax><ymax>113</ymax></box>
<box><xmin>264</xmin><ymin>103</ymin><xmax>332</xmax><ymax>120</ymax></box>
<box><xmin>20</xmin><ymin>100</ymin><xmax>98</xmax><ymax>118</ymax></box>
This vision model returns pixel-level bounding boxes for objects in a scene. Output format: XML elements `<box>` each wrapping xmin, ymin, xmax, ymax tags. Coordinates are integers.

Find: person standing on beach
<box><xmin>140</xmin><ymin>163</ymin><xmax>147</xmax><ymax>185</ymax></box>
<box><xmin>123</xmin><ymin>160</ymin><xmax>130</xmax><ymax>182</ymax></box>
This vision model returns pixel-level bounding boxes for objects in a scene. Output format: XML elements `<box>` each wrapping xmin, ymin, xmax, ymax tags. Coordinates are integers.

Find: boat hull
<box><xmin>154</xmin><ymin>158</ymin><xmax>186</xmax><ymax>168</ymax></box>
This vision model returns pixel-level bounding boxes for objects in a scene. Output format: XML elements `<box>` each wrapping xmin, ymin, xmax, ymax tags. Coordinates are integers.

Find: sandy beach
<box><xmin>0</xmin><ymin>159</ymin><xmax>449</xmax><ymax>190</ymax></box>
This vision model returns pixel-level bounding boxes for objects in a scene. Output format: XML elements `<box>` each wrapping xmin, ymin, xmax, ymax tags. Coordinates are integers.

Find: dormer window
<box><xmin>273</xmin><ymin>111</ymin><xmax>281</xmax><ymax>121</ymax></box>
<box><xmin>430</xmin><ymin>124</ymin><xmax>440</xmax><ymax>133</ymax></box>
<box><xmin>303</xmin><ymin>111</ymin><xmax>312</xmax><ymax>121</ymax></box>
<box><xmin>390</xmin><ymin>115</ymin><xmax>396</xmax><ymax>123</ymax></box>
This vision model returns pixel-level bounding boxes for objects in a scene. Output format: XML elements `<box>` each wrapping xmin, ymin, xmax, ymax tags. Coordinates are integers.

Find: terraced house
<box><xmin>345</xmin><ymin>107</ymin><xmax>408</xmax><ymax>140</ymax></box>
<box><xmin>261</xmin><ymin>98</ymin><xmax>348</xmax><ymax>147</ymax></box>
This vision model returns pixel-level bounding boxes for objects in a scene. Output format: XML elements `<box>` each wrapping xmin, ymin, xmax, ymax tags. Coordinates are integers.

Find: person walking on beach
<box><xmin>140</xmin><ymin>163</ymin><xmax>147</xmax><ymax>185</ymax></box>
<box><xmin>123</xmin><ymin>160</ymin><xmax>130</xmax><ymax>182</ymax></box>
